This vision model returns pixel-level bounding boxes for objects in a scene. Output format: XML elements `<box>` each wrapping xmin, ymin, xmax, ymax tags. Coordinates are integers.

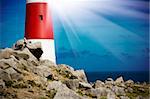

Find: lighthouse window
<box><xmin>39</xmin><ymin>15</ymin><xmax>43</xmax><ymax>20</ymax></box>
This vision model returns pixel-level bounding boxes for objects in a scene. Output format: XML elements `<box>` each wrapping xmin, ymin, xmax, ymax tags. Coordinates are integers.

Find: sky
<box><xmin>0</xmin><ymin>0</ymin><xmax>149</xmax><ymax>72</ymax></box>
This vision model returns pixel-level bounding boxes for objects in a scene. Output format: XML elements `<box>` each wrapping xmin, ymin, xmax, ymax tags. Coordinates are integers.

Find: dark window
<box><xmin>39</xmin><ymin>15</ymin><xmax>43</xmax><ymax>20</ymax></box>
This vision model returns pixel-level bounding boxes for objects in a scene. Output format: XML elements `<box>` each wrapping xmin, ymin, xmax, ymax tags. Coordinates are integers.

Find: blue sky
<box><xmin>0</xmin><ymin>0</ymin><xmax>149</xmax><ymax>72</ymax></box>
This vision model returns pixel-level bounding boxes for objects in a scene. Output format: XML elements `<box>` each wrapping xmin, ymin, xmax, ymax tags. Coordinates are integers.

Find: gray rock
<box><xmin>11</xmin><ymin>73</ymin><xmax>23</xmax><ymax>81</ymax></box>
<box><xmin>105</xmin><ymin>78</ymin><xmax>114</xmax><ymax>85</ymax></box>
<box><xmin>125</xmin><ymin>80</ymin><xmax>134</xmax><ymax>84</ymax></box>
<box><xmin>47</xmin><ymin>81</ymin><xmax>85</xmax><ymax>99</ymax></box>
<box><xmin>0</xmin><ymin>79</ymin><xmax>5</xmax><ymax>88</ymax></box>
<box><xmin>0</xmin><ymin>48</ymin><xmax>14</xmax><ymax>59</ymax></box>
<box><xmin>14</xmin><ymin>48</ymin><xmax>37</xmax><ymax>61</ymax></box>
<box><xmin>0</xmin><ymin>58</ymin><xmax>17</xmax><ymax>69</ymax></box>
<box><xmin>12</xmin><ymin>39</ymin><xmax>26</xmax><ymax>50</ymax></box>
<box><xmin>86</xmin><ymin>87</ymin><xmax>111</xmax><ymax>97</ymax></box>
<box><xmin>94</xmin><ymin>80</ymin><xmax>105</xmax><ymax>88</ymax></box>
<box><xmin>47</xmin><ymin>81</ymin><xmax>67</xmax><ymax>91</ymax></box>
<box><xmin>5</xmin><ymin>67</ymin><xmax>17</xmax><ymax>75</ymax></box>
<box><xmin>72</xmin><ymin>70</ymin><xmax>88</xmax><ymax>82</ymax></box>
<box><xmin>107</xmin><ymin>92</ymin><xmax>116</xmax><ymax>99</ymax></box>
<box><xmin>127</xmin><ymin>87</ymin><xmax>133</xmax><ymax>93</ymax></box>
<box><xmin>54</xmin><ymin>89</ymin><xmax>84</xmax><ymax>99</ymax></box>
<box><xmin>39</xmin><ymin>59</ymin><xmax>56</xmax><ymax>67</ymax></box>
<box><xmin>79</xmin><ymin>82</ymin><xmax>92</xmax><ymax>89</ymax></box>
<box><xmin>136</xmin><ymin>96</ymin><xmax>144</xmax><ymax>99</ymax></box>
<box><xmin>112</xmin><ymin>86</ymin><xmax>125</xmax><ymax>95</ymax></box>
<box><xmin>120</xmin><ymin>96</ymin><xmax>130</xmax><ymax>99</ymax></box>
<box><xmin>115</xmin><ymin>76</ymin><xmax>124</xmax><ymax>84</ymax></box>
<box><xmin>0</xmin><ymin>68</ymin><xmax>11</xmax><ymax>81</ymax></box>
<box><xmin>64</xmin><ymin>79</ymin><xmax>80</xmax><ymax>90</ymax></box>
<box><xmin>32</xmin><ymin>65</ymin><xmax>52</xmax><ymax>78</ymax></box>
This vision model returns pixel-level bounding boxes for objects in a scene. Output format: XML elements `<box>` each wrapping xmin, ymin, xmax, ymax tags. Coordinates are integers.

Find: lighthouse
<box><xmin>25</xmin><ymin>0</ymin><xmax>56</xmax><ymax>63</ymax></box>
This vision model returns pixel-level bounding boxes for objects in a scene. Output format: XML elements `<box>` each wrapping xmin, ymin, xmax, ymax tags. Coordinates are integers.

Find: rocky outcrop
<box><xmin>0</xmin><ymin>39</ymin><xmax>149</xmax><ymax>99</ymax></box>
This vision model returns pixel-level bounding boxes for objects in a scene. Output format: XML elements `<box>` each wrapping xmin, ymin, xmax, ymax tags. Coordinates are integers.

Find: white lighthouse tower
<box><xmin>25</xmin><ymin>0</ymin><xmax>56</xmax><ymax>63</ymax></box>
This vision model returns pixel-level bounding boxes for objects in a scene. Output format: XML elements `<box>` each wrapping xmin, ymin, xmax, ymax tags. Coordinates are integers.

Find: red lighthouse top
<box><xmin>25</xmin><ymin>0</ymin><xmax>54</xmax><ymax>39</ymax></box>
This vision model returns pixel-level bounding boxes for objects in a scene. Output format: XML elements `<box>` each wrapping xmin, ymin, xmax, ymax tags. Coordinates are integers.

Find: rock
<box><xmin>72</xmin><ymin>70</ymin><xmax>88</xmax><ymax>82</ymax></box>
<box><xmin>13</xmin><ymin>39</ymin><xmax>43</xmax><ymax>61</ymax></box>
<box><xmin>112</xmin><ymin>86</ymin><xmax>125</xmax><ymax>95</ymax></box>
<box><xmin>12</xmin><ymin>39</ymin><xmax>26</xmax><ymax>50</ymax></box>
<box><xmin>120</xmin><ymin>96</ymin><xmax>130</xmax><ymax>99</ymax></box>
<box><xmin>47</xmin><ymin>81</ymin><xmax>68</xmax><ymax>91</ymax></box>
<box><xmin>127</xmin><ymin>87</ymin><xmax>133</xmax><ymax>93</ymax></box>
<box><xmin>39</xmin><ymin>59</ymin><xmax>56</xmax><ymax>67</ymax></box>
<box><xmin>86</xmin><ymin>87</ymin><xmax>111</xmax><ymax>97</ymax></box>
<box><xmin>79</xmin><ymin>82</ymin><xmax>92</xmax><ymax>89</ymax></box>
<box><xmin>0</xmin><ymin>58</ymin><xmax>17</xmax><ymax>69</ymax></box>
<box><xmin>47</xmin><ymin>81</ymin><xmax>84</xmax><ymax>99</ymax></box>
<box><xmin>136</xmin><ymin>96</ymin><xmax>143</xmax><ymax>99</ymax></box>
<box><xmin>54</xmin><ymin>89</ymin><xmax>84</xmax><ymax>99</ymax></box>
<box><xmin>115</xmin><ymin>76</ymin><xmax>124</xmax><ymax>84</ymax></box>
<box><xmin>0</xmin><ymin>48</ymin><xmax>14</xmax><ymax>59</ymax></box>
<box><xmin>94</xmin><ymin>80</ymin><xmax>105</xmax><ymax>88</ymax></box>
<box><xmin>64</xmin><ymin>79</ymin><xmax>80</xmax><ymax>90</ymax></box>
<box><xmin>125</xmin><ymin>80</ymin><xmax>134</xmax><ymax>84</ymax></box>
<box><xmin>107</xmin><ymin>92</ymin><xmax>116</xmax><ymax>99</ymax></box>
<box><xmin>0</xmin><ymin>79</ymin><xmax>5</xmax><ymax>88</ymax></box>
<box><xmin>32</xmin><ymin>65</ymin><xmax>52</xmax><ymax>78</ymax></box>
<box><xmin>11</xmin><ymin>73</ymin><xmax>23</xmax><ymax>81</ymax></box>
<box><xmin>105</xmin><ymin>78</ymin><xmax>114</xmax><ymax>85</ymax></box>
<box><xmin>0</xmin><ymin>69</ymin><xmax>11</xmax><ymax>81</ymax></box>
<box><xmin>5</xmin><ymin>67</ymin><xmax>17</xmax><ymax>75</ymax></box>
